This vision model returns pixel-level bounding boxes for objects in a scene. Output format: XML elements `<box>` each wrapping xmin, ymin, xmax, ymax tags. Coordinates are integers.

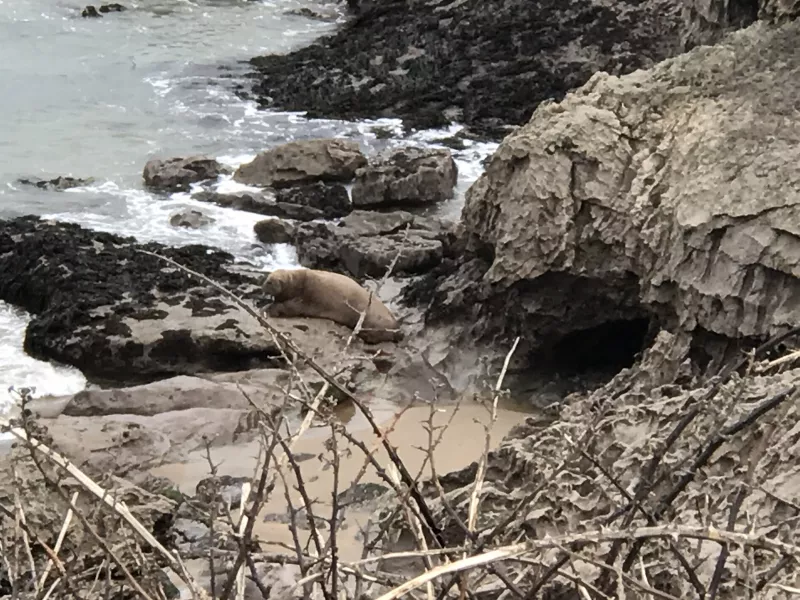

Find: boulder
<box><xmin>17</xmin><ymin>175</ymin><xmax>94</xmax><ymax>191</ymax></box>
<box><xmin>351</xmin><ymin>147</ymin><xmax>458</xmax><ymax>208</ymax></box>
<box><xmin>99</xmin><ymin>2</ymin><xmax>126</xmax><ymax>11</ymax></box>
<box><xmin>294</xmin><ymin>210</ymin><xmax>445</xmax><ymax>279</ymax></box>
<box><xmin>274</xmin><ymin>181</ymin><xmax>351</xmax><ymax>218</ymax></box>
<box><xmin>81</xmin><ymin>5</ymin><xmax>101</xmax><ymax>17</ymax></box>
<box><xmin>412</xmin><ymin>19</ymin><xmax>800</xmax><ymax>354</ymax></box>
<box><xmin>254</xmin><ymin>218</ymin><xmax>295</xmax><ymax>244</ymax></box>
<box><xmin>233</xmin><ymin>139</ymin><xmax>367</xmax><ymax>188</ymax></box>
<box><xmin>143</xmin><ymin>156</ymin><xmax>227</xmax><ymax>192</ymax></box>
<box><xmin>169</xmin><ymin>209</ymin><xmax>215</xmax><ymax>229</ymax></box>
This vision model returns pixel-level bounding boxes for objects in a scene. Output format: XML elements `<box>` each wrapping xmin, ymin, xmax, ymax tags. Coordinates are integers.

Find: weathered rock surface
<box><xmin>0</xmin><ymin>217</ymin><xmax>276</xmax><ymax>385</ymax></box>
<box><xmin>294</xmin><ymin>210</ymin><xmax>445</xmax><ymax>279</ymax></box>
<box><xmin>47</xmin><ymin>407</ymin><xmax>262</xmax><ymax>475</ymax></box>
<box><xmin>254</xmin><ymin>218</ymin><xmax>295</xmax><ymax>244</ymax></box>
<box><xmin>381</xmin><ymin>332</ymin><xmax>800</xmax><ymax>596</ymax></box>
<box><xmin>233</xmin><ymin>139</ymin><xmax>367</xmax><ymax>188</ymax></box>
<box><xmin>169</xmin><ymin>209</ymin><xmax>215</xmax><ymax>229</ymax></box>
<box><xmin>245</xmin><ymin>0</ymin><xmax>686</xmax><ymax>138</ymax></box>
<box><xmin>409</xmin><ymin>20</ymin><xmax>800</xmax><ymax>355</ymax></box>
<box><xmin>681</xmin><ymin>0</ymin><xmax>799</xmax><ymax>48</ymax></box>
<box><xmin>351</xmin><ymin>146</ymin><xmax>458</xmax><ymax>209</ymax></box>
<box><xmin>56</xmin><ymin>373</ymin><xmax>286</xmax><ymax>417</ymax></box>
<box><xmin>143</xmin><ymin>156</ymin><xmax>227</xmax><ymax>192</ymax></box>
<box><xmin>274</xmin><ymin>181</ymin><xmax>351</xmax><ymax>218</ymax></box>
<box><xmin>17</xmin><ymin>175</ymin><xmax>94</xmax><ymax>191</ymax></box>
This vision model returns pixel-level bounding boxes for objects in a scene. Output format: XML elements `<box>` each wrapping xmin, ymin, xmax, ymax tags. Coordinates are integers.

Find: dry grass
<box><xmin>3</xmin><ymin>249</ymin><xmax>800</xmax><ymax>600</ymax></box>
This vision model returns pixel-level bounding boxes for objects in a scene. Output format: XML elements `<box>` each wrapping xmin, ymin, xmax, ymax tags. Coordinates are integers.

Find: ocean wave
<box><xmin>0</xmin><ymin>301</ymin><xmax>86</xmax><ymax>431</ymax></box>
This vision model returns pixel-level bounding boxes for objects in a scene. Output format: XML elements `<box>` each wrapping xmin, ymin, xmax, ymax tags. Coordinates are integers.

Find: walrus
<box><xmin>262</xmin><ymin>268</ymin><xmax>402</xmax><ymax>343</ymax></box>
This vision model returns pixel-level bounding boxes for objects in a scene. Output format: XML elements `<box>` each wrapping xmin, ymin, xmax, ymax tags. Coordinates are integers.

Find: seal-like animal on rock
<box><xmin>263</xmin><ymin>268</ymin><xmax>402</xmax><ymax>343</ymax></box>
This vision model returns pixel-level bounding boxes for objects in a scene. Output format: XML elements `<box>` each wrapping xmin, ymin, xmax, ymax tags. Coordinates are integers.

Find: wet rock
<box><xmin>169</xmin><ymin>209</ymin><xmax>215</xmax><ymax>229</ymax></box>
<box><xmin>254</xmin><ymin>218</ymin><xmax>295</xmax><ymax>244</ymax></box>
<box><xmin>233</xmin><ymin>139</ymin><xmax>367</xmax><ymax>188</ymax></box>
<box><xmin>336</xmin><ymin>482</ymin><xmax>390</xmax><ymax>507</ymax></box>
<box><xmin>246</xmin><ymin>0</ymin><xmax>687</xmax><ymax>139</ymax></box>
<box><xmin>411</xmin><ymin>19</ymin><xmax>800</xmax><ymax>358</ymax></box>
<box><xmin>81</xmin><ymin>5</ymin><xmax>101</xmax><ymax>17</ymax></box>
<box><xmin>294</xmin><ymin>210</ymin><xmax>445</xmax><ymax>279</ymax></box>
<box><xmin>0</xmin><ymin>216</ymin><xmax>279</xmax><ymax>385</ymax></box>
<box><xmin>194</xmin><ymin>189</ymin><xmax>274</xmax><ymax>213</ymax></box>
<box><xmin>285</xmin><ymin>6</ymin><xmax>338</xmax><ymax>21</ymax></box>
<box><xmin>274</xmin><ymin>181</ymin><xmax>351</xmax><ymax>218</ymax></box>
<box><xmin>194</xmin><ymin>188</ymin><xmax>339</xmax><ymax>222</ymax></box>
<box><xmin>143</xmin><ymin>156</ymin><xmax>228</xmax><ymax>192</ymax></box>
<box><xmin>17</xmin><ymin>175</ymin><xmax>94</xmax><ymax>191</ymax></box>
<box><xmin>99</xmin><ymin>2</ymin><xmax>126</xmax><ymax>12</ymax></box>
<box><xmin>58</xmin><ymin>373</ymin><xmax>287</xmax><ymax>417</ymax></box>
<box><xmin>352</xmin><ymin>146</ymin><xmax>458</xmax><ymax>208</ymax></box>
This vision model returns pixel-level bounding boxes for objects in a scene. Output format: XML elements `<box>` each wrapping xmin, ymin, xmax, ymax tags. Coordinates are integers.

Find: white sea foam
<box><xmin>0</xmin><ymin>302</ymin><xmax>86</xmax><ymax>436</ymax></box>
<box><xmin>44</xmin><ymin>179</ymin><xmax>297</xmax><ymax>271</ymax></box>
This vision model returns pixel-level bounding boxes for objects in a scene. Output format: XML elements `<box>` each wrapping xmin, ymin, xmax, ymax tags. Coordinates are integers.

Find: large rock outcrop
<box><xmin>0</xmin><ymin>218</ymin><xmax>277</xmax><ymax>384</ymax></box>
<box><xmin>0</xmin><ymin>218</ymin><xmax>354</xmax><ymax>385</ymax></box>
<box><xmin>245</xmin><ymin>0</ymin><xmax>686</xmax><ymax>138</ymax></box>
<box><xmin>409</xmin><ymin>19</ymin><xmax>800</xmax><ymax>362</ymax></box>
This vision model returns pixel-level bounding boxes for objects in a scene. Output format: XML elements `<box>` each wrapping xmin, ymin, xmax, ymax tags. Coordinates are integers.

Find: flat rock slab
<box><xmin>46</xmin><ymin>407</ymin><xmax>259</xmax><ymax>476</ymax></box>
<box><xmin>0</xmin><ymin>217</ymin><xmax>278</xmax><ymax>385</ymax></box>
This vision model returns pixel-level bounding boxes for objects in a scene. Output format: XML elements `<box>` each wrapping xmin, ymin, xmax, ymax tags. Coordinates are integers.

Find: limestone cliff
<box><xmin>418</xmin><ymin>19</ymin><xmax>800</xmax><ymax>359</ymax></box>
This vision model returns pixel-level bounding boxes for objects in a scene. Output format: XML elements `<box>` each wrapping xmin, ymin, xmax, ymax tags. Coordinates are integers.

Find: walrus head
<box><xmin>262</xmin><ymin>269</ymin><xmax>302</xmax><ymax>301</ymax></box>
<box><xmin>262</xmin><ymin>271</ymin><xmax>284</xmax><ymax>299</ymax></box>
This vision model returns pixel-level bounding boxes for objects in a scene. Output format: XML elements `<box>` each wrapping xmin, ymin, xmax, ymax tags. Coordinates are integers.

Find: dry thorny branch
<box><xmin>3</xmin><ymin>242</ymin><xmax>800</xmax><ymax>599</ymax></box>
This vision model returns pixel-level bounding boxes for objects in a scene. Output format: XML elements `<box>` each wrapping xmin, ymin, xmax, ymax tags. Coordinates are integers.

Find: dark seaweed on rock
<box><xmin>245</xmin><ymin>0</ymin><xmax>683</xmax><ymax>139</ymax></box>
<box><xmin>0</xmin><ymin>216</ymin><xmax>268</xmax><ymax>383</ymax></box>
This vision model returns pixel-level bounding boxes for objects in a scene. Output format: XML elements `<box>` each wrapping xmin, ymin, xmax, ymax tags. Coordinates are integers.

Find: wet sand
<box><xmin>152</xmin><ymin>399</ymin><xmax>529</xmax><ymax>562</ymax></box>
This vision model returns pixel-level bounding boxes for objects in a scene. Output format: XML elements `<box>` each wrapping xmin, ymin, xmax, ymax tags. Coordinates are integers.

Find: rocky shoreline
<box><xmin>3</xmin><ymin>0</ymin><xmax>800</xmax><ymax>597</ymax></box>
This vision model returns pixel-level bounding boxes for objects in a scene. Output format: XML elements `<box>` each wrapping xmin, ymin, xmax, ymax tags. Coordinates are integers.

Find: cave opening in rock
<box><xmin>504</xmin><ymin>317</ymin><xmax>654</xmax><ymax>410</ymax></box>
<box><xmin>545</xmin><ymin>318</ymin><xmax>652</xmax><ymax>375</ymax></box>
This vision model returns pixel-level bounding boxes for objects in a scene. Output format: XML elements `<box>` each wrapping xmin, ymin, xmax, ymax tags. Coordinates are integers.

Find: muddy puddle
<box><xmin>152</xmin><ymin>398</ymin><xmax>531</xmax><ymax>562</ymax></box>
